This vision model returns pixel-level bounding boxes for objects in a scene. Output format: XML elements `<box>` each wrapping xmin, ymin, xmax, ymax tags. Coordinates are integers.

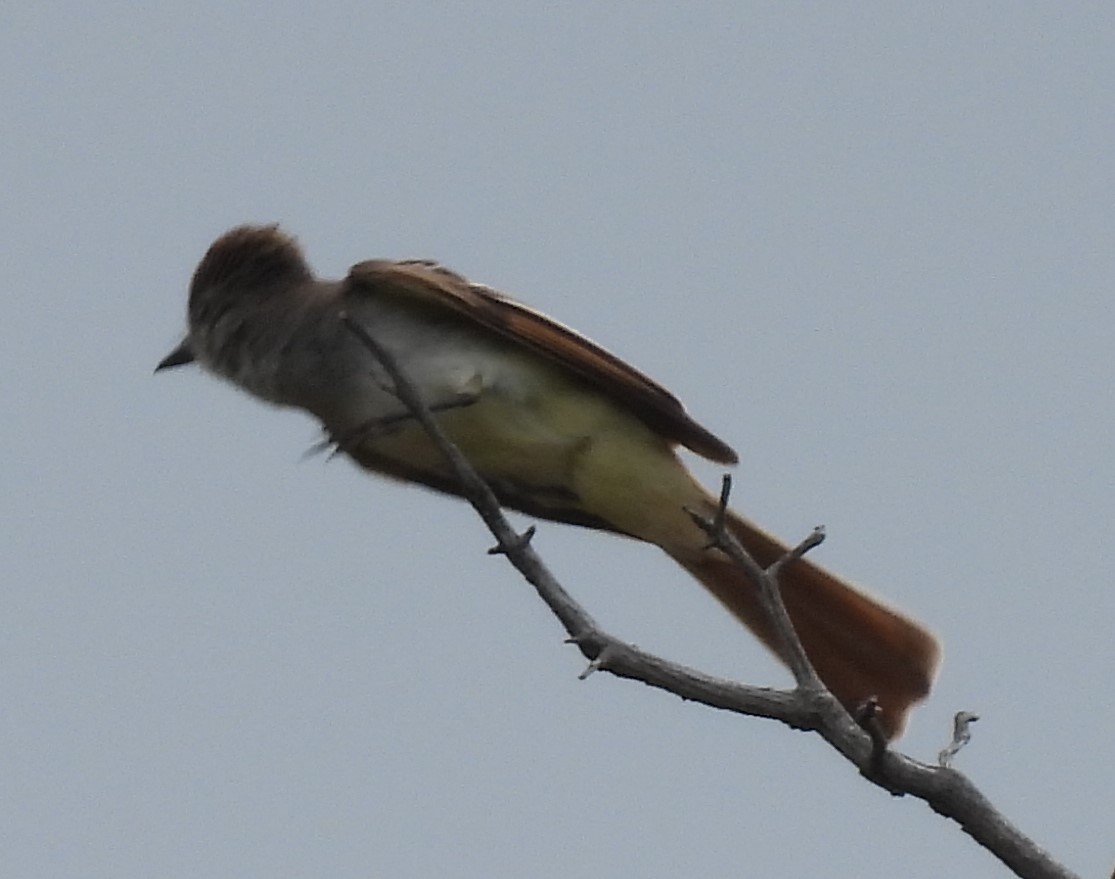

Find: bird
<box><xmin>157</xmin><ymin>224</ymin><xmax>940</xmax><ymax>738</ymax></box>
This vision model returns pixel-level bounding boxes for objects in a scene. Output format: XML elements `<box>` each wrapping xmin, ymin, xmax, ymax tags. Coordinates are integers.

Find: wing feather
<box><xmin>345</xmin><ymin>259</ymin><xmax>738</xmax><ymax>465</ymax></box>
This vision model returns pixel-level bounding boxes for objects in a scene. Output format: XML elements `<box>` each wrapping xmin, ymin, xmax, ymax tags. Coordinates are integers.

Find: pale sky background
<box><xmin>3</xmin><ymin>4</ymin><xmax>1113</xmax><ymax>877</ymax></box>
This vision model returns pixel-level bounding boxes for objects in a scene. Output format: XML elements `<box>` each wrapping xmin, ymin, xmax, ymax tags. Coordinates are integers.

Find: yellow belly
<box><xmin>354</xmin><ymin>361</ymin><xmax>707</xmax><ymax>549</ymax></box>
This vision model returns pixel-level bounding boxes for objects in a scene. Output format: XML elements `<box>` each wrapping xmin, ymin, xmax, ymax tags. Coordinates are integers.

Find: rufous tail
<box><xmin>672</xmin><ymin>508</ymin><xmax>940</xmax><ymax>739</ymax></box>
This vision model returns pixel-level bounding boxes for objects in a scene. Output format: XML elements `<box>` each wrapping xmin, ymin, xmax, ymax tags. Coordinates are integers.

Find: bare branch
<box><xmin>340</xmin><ymin>313</ymin><xmax>1079</xmax><ymax>879</ymax></box>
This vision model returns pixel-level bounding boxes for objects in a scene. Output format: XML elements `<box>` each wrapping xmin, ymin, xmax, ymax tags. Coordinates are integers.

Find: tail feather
<box><xmin>673</xmin><ymin>509</ymin><xmax>940</xmax><ymax>739</ymax></box>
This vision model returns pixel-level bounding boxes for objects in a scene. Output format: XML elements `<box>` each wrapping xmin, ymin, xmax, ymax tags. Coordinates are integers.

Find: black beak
<box><xmin>155</xmin><ymin>339</ymin><xmax>196</xmax><ymax>372</ymax></box>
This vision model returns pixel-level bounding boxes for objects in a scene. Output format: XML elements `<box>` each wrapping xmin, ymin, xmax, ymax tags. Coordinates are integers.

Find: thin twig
<box><xmin>688</xmin><ymin>481</ymin><xmax>824</xmax><ymax>693</ymax></box>
<box><xmin>339</xmin><ymin>312</ymin><xmax>598</xmax><ymax>641</ymax></box>
<box><xmin>938</xmin><ymin>711</ymin><xmax>980</xmax><ymax>768</ymax></box>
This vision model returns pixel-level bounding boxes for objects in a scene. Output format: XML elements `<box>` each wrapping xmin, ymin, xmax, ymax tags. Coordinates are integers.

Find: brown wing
<box><xmin>345</xmin><ymin>259</ymin><xmax>738</xmax><ymax>465</ymax></box>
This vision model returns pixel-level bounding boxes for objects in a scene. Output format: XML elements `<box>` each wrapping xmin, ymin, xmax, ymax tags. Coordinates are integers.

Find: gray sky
<box><xmin>4</xmin><ymin>4</ymin><xmax>1113</xmax><ymax>877</ymax></box>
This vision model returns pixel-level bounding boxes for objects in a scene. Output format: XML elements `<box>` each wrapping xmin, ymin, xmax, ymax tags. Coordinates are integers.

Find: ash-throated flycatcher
<box><xmin>158</xmin><ymin>224</ymin><xmax>939</xmax><ymax>737</ymax></box>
